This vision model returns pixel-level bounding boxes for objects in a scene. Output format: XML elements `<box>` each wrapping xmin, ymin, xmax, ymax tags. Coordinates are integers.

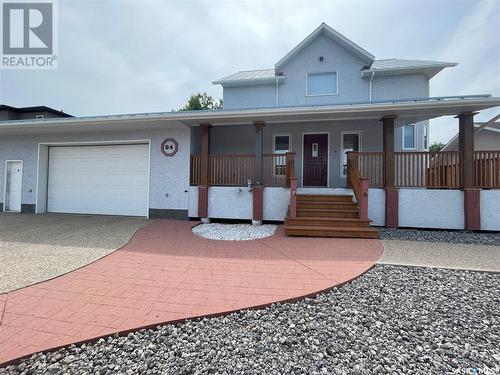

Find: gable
<box><xmin>275</xmin><ymin>23</ymin><xmax>374</xmax><ymax>70</ymax></box>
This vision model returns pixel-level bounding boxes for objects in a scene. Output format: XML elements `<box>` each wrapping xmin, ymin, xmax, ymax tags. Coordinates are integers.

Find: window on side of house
<box><xmin>35</xmin><ymin>114</ymin><xmax>45</xmax><ymax>119</ymax></box>
<box><xmin>403</xmin><ymin>124</ymin><xmax>416</xmax><ymax>150</ymax></box>
<box><xmin>273</xmin><ymin>135</ymin><xmax>290</xmax><ymax>176</ymax></box>
<box><xmin>307</xmin><ymin>72</ymin><xmax>337</xmax><ymax>96</ymax></box>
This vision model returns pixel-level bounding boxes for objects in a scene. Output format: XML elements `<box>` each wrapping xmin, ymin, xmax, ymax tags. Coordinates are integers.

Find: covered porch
<box><xmin>186</xmin><ymin>96</ymin><xmax>500</xmax><ymax>234</ymax></box>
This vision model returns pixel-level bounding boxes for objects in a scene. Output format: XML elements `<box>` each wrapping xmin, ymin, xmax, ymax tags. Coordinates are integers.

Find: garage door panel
<box><xmin>47</xmin><ymin>144</ymin><xmax>149</xmax><ymax>216</ymax></box>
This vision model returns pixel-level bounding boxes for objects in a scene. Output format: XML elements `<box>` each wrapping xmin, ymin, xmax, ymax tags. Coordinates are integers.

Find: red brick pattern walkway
<box><xmin>0</xmin><ymin>221</ymin><xmax>382</xmax><ymax>365</ymax></box>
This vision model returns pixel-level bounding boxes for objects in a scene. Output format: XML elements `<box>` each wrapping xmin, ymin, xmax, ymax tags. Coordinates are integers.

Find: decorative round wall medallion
<box><xmin>161</xmin><ymin>138</ymin><xmax>178</xmax><ymax>157</ymax></box>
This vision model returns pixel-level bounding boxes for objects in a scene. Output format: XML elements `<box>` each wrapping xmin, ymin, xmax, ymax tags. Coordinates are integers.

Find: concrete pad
<box><xmin>379</xmin><ymin>240</ymin><xmax>500</xmax><ymax>272</ymax></box>
<box><xmin>0</xmin><ymin>213</ymin><xmax>146</xmax><ymax>293</ymax></box>
<box><xmin>0</xmin><ymin>220</ymin><xmax>382</xmax><ymax>365</ymax></box>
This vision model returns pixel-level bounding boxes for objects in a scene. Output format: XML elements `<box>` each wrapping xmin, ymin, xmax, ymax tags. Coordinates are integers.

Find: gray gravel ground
<box><xmin>192</xmin><ymin>223</ymin><xmax>277</xmax><ymax>241</ymax></box>
<box><xmin>379</xmin><ymin>227</ymin><xmax>500</xmax><ymax>246</ymax></box>
<box><xmin>2</xmin><ymin>265</ymin><xmax>499</xmax><ymax>374</ymax></box>
<box><xmin>0</xmin><ymin>213</ymin><xmax>146</xmax><ymax>293</ymax></box>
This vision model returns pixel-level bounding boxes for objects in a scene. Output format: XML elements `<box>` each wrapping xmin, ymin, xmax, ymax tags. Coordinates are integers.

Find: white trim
<box><xmin>35</xmin><ymin>140</ymin><xmax>151</xmax><ymax>218</ymax></box>
<box><xmin>305</xmin><ymin>71</ymin><xmax>339</xmax><ymax>97</ymax></box>
<box><xmin>3</xmin><ymin>160</ymin><xmax>23</xmax><ymax>212</ymax></box>
<box><xmin>402</xmin><ymin>123</ymin><xmax>417</xmax><ymax>150</ymax></box>
<box><xmin>340</xmin><ymin>131</ymin><xmax>362</xmax><ymax>177</ymax></box>
<box><xmin>301</xmin><ymin>132</ymin><xmax>330</xmax><ymax>188</ymax></box>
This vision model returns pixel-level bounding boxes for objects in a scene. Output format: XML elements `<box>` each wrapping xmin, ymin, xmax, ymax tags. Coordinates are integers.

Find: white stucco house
<box><xmin>1</xmin><ymin>24</ymin><xmax>499</xmax><ymax>236</ymax></box>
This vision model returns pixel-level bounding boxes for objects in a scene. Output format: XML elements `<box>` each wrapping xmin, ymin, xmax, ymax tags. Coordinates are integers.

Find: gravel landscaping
<box><xmin>3</xmin><ymin>265</ymin><xmax>499</xmax><ymax>374</ymax></box>
<box><xmin>379</xmin><ymin>227</ymin><xmax>500</xmax><ymax>246</ymax></box>
<box><xmin>192</xmin><ymin>223</ymin><xmax>277</xmax><ymax>241</ymax></box>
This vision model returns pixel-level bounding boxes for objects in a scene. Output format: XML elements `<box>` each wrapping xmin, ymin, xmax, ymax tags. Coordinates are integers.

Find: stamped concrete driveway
<box><xmin>0</xmin><ymin>214</ymin><xmax>147</xmax><ymax>293</ymax></box>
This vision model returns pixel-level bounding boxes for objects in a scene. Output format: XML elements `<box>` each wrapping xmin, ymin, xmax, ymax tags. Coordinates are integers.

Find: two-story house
<box><xmin>0</xmin><ymin>23</ymin><xmax>499</xmax><ymax>236</ymax></box>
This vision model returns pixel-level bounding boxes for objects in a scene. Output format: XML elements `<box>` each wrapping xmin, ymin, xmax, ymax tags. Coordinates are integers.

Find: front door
<box><xmin>303</xmin><ymin>134</ymin><xmax>328</xmax><ymax>186</ymax></box>
<box><xmin>4</xmin><ymin>161</ymin><xmax>23</xmax><ymax>212</ymax></box>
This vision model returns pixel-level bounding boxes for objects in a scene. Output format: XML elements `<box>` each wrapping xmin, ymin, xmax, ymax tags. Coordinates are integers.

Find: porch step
<box><xmin>285</xmin><ymin>225</ymin><xmax>379</xmax><ymax>239</ymax></box>
<box><xmin>297</xmin><ymin>208</ymin><xmax>359</xmax><ymax>218</ymax></box>
<box><xmin>286</xmin><ymin>217</ymin><xmax>372</xmax><ymax>227</ymax></box>
<box><xmin>297</xmin><ymin>194</ymin><xmax>354</xmax><ymax>203</ymax></box>
<box><xmin>297</xmin><ymin>201</ymin><xmax>358</xmax><ymax>210</ymax></box>
<box><xmin>286</xmin><ymin>193</ymin><xmax>379</xmax><ymax>239</ymax></box>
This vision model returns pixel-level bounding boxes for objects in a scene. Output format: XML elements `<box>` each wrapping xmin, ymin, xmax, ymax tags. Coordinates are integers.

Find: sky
<box><xmin>0</xmin><ymin>0</ymin><xmax>499</xmax><ymax>144</ymax></box>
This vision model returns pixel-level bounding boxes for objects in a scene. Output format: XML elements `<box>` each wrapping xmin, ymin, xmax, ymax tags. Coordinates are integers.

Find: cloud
<box><xmin>0</xmin><ymin>0</ymin><xmax>498</xmax><ymax>145</ymax></box>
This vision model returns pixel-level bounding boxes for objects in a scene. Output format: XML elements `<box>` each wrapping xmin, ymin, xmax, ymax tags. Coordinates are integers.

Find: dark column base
<box><xmin>385</xmin><ymin>188</ymin><xmax>399</xmax><ymax>228</ymax></box>
<box><xmin>149</xmin><ymin>209</ymin><xmax>188</xmax><ymax>220</ymax></box>
<box><xmin>252</xmin><ymin>186</ymin><xmax>263</xmax><ymax>225</ymax></box>
<box><xmin>464</xmin><ymin>188</ymin><xmax>481</xmax><ymax>231</ymax></box>
<box><xmin>198</xmin><ymin>186</ymin><xmax>209</xmax><ymax>219</ymax></box>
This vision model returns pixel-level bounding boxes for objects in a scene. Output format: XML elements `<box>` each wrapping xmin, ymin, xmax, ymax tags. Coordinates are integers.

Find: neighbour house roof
<box><xmin>0</xmin><ymin>96</ymin><xmax>499</xmax><ymax>136</ymax></box>
<box><xmin>214</xmin><ymin>23</ymin><xmax>456</xmax><ymax>87</ymax></box>
<box><xmin>442</xmin><ymin>114</ymin><xmax>500</xmax><ymax>151</ymax></box>
<box><xmin>0</xmin><ymin>104</ymin><xmax>72</xmax><ymax>117</ymax></box>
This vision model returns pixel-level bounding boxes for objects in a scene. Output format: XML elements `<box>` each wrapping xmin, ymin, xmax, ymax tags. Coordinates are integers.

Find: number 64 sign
<box><xmin>161</xmin><ymin>138</ymin><xmax>178</xmax><ymax>157</ymax></box>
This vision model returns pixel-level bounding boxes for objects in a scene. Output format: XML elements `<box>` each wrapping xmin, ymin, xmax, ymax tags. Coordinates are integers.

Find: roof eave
<box><xmin>361</xmin><ymin>63</ymin><xmax>458</xmax><ymax>78</ymax></box>
<box><xmin>213</xmin><ymin>76</ymin><xmax>285</xmax><ymax>87</ymax></box>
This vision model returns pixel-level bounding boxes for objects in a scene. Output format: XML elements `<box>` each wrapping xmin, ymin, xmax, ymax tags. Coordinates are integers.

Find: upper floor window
<box><xmin>403</xmin><ymin>124</ymin><xmax>416</xmax><ymax>150</ymax></box>
<box><xmin>307</xmin><ymin>72</ymin><xmax>338</xmax><ymax>96</ymax></box>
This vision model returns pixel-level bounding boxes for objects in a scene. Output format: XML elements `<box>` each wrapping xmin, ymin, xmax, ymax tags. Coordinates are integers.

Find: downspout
<box><xmin>275</xmin><ymin>77</ymin><xmax>279</xmax><ymax>107</ymax></box>
<box><xmin>369</xmin><ymin>71</ymin><xmax>375</xmax><ymax>102</ymax></box>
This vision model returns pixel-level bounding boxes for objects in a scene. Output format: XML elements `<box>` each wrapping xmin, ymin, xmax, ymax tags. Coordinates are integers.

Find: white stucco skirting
<box><xmin>480</xmin><ymin>190</ymin><xmax>500</xmax><ymax>231</ymax></box>
<box><xmin>368</xmin><ymin>188</ymin><xmax>385</xmax><ymax>226</ymax></box>
<box><xmin>398</xmin><ymin>189</ymin><xmax>464</xmax><ymax>230</ymax></box>
<box><xmin>188</xmin><ymin>186</ymin><xmax>291</xmax><ymax>221</ymax></box>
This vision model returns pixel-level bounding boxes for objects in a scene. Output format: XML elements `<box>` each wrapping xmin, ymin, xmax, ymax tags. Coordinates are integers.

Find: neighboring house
<box><xmin>0</xmin><ymin>23</ymin><xmax>499</xmax><ymax>235</ymax></box>
<box><xmin>443</xmin><ymin>121</ymin><xmax>500</xmax><ymax>151</ymax></box>
<box><xmin>0</xmin><ymin>104</ymin><xmax>71</xmax><ymax>121</ymax></box>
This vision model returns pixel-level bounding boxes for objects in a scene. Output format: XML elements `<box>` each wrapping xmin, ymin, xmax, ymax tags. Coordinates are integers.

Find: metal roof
<box><xmin>361</xmin><ymin>59</ymin><xmax>457</xmax><ymax>78</ymax></box>
<box><xmin>213</xmin><ymin>69</ymin><xmax>283</xmax><ymax>86</ymax></box>
<box><xmin>0</xmin><ymin>96</ymin><xmax>499</xmax><ymax>137</ymax></box>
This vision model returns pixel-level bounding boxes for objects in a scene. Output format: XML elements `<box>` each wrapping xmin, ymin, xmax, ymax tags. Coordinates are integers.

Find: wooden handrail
<box><xmin>286</xmin><ymin>152</ymin><xmax>297</xmax><ymax>218</ymax></box>
<box><xmin>347</xmin><ymin>152</ymin><xmax>369</xmax><ymax>220</ymax></box>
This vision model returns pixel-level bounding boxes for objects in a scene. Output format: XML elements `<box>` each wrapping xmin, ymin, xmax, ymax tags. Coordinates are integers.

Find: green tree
<box><xmin>429</xmin><ymin>142</ymin><xmax>446</xmax><ymax>153</ymax></box>
<box><xmin>180</xmin><ymin>92</ymin><xmax>222</xmax><ymax>111</ymax></box>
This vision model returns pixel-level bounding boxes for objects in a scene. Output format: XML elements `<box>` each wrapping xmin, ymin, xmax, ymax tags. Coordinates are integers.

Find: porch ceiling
<box><xmin>0</xmin><ymin>96</ymin><xmax>499</xmax><ymax>135</ymax></box>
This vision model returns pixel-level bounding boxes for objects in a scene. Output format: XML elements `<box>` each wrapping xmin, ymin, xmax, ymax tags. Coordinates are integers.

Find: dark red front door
<box><xmin>303</xmin><ymin>134</ymin><xmax>328</xmax><ymax>186</ymax></box>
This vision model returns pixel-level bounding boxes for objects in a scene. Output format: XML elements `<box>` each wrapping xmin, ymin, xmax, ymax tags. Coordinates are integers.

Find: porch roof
<box><xmin>0</xmin><ymin>95</ymin><xmax>499</xmax><ymax>135</ymax></box>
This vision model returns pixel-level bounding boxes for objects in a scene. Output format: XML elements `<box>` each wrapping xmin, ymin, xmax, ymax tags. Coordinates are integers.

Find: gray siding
<box><xmin>277</xmin><ymin>33</ymin><xmax>370</xmax><ymax>106</ymax></box>
<box><xmin>223</xmin><ymin>84</ymin><xmax>276</xmax><ymax>110</ymax></box>
<box><xmin>372</xmin><ymin>74</ymin><xmax>429</xmax><ymax>100</ymax></box>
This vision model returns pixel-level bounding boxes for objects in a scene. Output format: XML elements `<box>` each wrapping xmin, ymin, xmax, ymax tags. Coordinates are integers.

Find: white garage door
<box><xmin>47</xmin><ymin>144</ymin><xmax>149</xmax><ymax>216</ymax></box>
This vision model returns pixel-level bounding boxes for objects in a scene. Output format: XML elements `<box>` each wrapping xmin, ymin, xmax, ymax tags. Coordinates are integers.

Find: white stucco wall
<box><xmin>480</xmin><ymin>190</ymin><xmax>500</xmax><ymax>231</ymax></box>
<box><xmin>398</xmin><ymin>189</ymin><xmax>464</xmax><ymax>229</ymax></box>
<box><xmin>368</xmin><ymin>188</ymin><xmax>385</xmax><ymax>226</ymax></box>
<box><xmin>0</xmin><ymin>127</ymin><xmax>190</xmax><ymax>215</ymax></box>
<box><xmin>263</xmin><ymin>187</ymin><xmax>290</xmax><ymax>221</ymax></box>
<box><xmin>207</xmin><ymin>186</ymin><xmax>253</xmax><ymax>220</ymax></box>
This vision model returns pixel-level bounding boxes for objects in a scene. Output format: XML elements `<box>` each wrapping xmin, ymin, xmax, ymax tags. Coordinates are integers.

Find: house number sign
<box><xmin>161</xmin><ymin>138</ymin><xmax>178</xmax><ymax>157</ymax></box>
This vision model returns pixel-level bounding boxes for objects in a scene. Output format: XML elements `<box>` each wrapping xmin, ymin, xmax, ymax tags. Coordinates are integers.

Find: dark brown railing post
<box><xmin>381</xmin><ymin>115</ymin><xmax>398</xmax><ymax>228</ymax></box>
<box><xmin>285</xmin><ymin>152</ymin><xmax>297</xmax><ymax>218</ymax></box>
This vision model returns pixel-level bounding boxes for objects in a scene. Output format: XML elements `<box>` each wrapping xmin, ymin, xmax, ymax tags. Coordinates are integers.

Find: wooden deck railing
<box><xmin>286</xmin><ymin>152</ymin><xmax>297</xmax><ymax>218</ymax></box>
<box><xmin>190</xmin><ymin>153</ymin><xmax>289</xmax><ymax>187</ymax></box>
<box><xmin>475</xmin><ymin>151</ymin><xmax>500</xmax><ymax>188</ymax></box>
<box><xmin>395</xmin><ymin>151</ymin><xmax>461</xmax><ymax>188</ymax></box>
<box><xmin>262</xmin><ymin>154</ymin><xmax>287</xmax><ymax>187</ymax></box>
<box><xmin>347</xmin><ymin>152</ymin><xmax>384</xmax><ymax>188</ymax></box>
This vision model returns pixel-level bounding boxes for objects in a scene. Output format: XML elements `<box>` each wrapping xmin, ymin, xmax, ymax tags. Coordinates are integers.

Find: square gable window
<box><xmin>307</xmin><ymin>72</ymin><xmax>338</xmax><ymax>96</ymax></box>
